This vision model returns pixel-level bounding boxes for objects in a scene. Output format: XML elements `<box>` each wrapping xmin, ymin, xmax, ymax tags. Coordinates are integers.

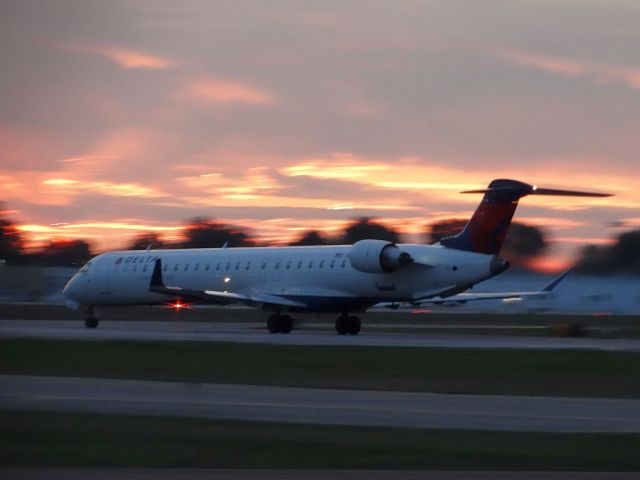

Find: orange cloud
<box><xmin>41</xmin><ymin>178</ymin><xmax>165</xmax><ymax>198</ymax></box>
<box><xmin>497</xmin><ymin>49</ymin><xmax>640</xmax><ymax>91</ymax></box>
<box><xmin>16</xmin><ymin>221</ymin><xmax>184</xmax><ymax>250</ymax></box>
<box><xmin>281</xmin><ymin>154</ymin><xmax>490</xmax><ymax>204</ymax></box>
<box><xmin>181</xmin><ymin>77</ymin><xmax>276</xmax><ymax>105</ymax></box>
<box><xmin>69</xmin><ymin>45</ymin><xmax>177</xmax><ymax>69</ymax></box>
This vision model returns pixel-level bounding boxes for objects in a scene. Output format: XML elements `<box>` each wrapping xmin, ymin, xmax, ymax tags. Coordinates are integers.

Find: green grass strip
<box><xmin>2</xmin><ymin>411</ymin><xmax>640</xmax><ymax>470</ymax></box>
<box><xmin>2</xmin><ymin>339</ymin><xmax>640</xmax><ymax>397</ymax></box>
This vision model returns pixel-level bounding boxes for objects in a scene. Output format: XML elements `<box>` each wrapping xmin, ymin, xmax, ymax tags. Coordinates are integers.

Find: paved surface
<box><xmin>3</xmin><ymin>469</ymin><xmax>639</xmax><ymax>480</ymax></box>
<box><xmin>3</xmin><ymin>375</ymin><xmax>640</xmax><ymax>433</ymax></box>
<box><xmin>2</xmin><ymin>319</ymin><xmax>640</xmax><ymax>351</ymax></box>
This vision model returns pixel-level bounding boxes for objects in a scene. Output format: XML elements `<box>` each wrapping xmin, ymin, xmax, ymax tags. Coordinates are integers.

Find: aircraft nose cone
<box><xmin>63</xmin><ymin>276</ymin><xmax>79</xmax><ymax>299</ymax></box>
<box><xmin>490</xmin><ymin>256</ymin><xmax>510</xmax><ymax>276</ymax></box>
<box><xmin>63</xmin><ymin>276</ymin><xmax>83</xmax><ymax>309</ymax></box>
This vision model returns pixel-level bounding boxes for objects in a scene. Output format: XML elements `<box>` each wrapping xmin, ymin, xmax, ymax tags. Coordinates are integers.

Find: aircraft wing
<box><xmin>375</xmin><ymin>269</ymin><xmax>571</xmax><ymax>309</ymax></box>
<box><xmin>425</xmin><ymin>268</ymin><xmax>572</xmax><ymax>304</ymax></box>
<box><xmin>148</xmin><ymin>259</ymin><xmax>307</xmax><ymax>309</ymax></box>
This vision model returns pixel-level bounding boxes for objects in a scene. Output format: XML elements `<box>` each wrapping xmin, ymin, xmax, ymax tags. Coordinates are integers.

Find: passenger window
<box><xmin>184</xmin><ymin>264</ymin><xmax>189</xmax><ymax>272</ymax></box>
<box><xmin>341</xmin><ymin>260</ymin><xmax>347</xmax><ymax>268</ymax></box>
<box><xmin>330</xmin><ymin>260</ymin><xmax>335</xmax><ymax>268</ymax></box>
<box><xmin>319</xmin><ymin>260</ymin><xmax>324</xmax><ymax>269</ymax></box>
<box><xmin>297</xmin><ymin>260</ymin><xmax>302</xmax><ymax>269</ymax></box>
<box><xmin>308</xmin><ymin>260</ymin><xmax>313</xmax><ymax>268</ymax></box>
<box><xmin>245</xmin><ymin>262</ymin><xmax>251</xmax><ymax>270</ymax></box>
<box><xmin>195</xmin><ymin>263</ymin><xmax>199</xmax><ymax>271</ymax></box>
<box><xmin>163</xmin><ymin>264</ymin><xmax>168</xmax><ymax>272</ymax></box>
<box><xmin>275</xmin><ymin>261</ymin><xmax>280</xmax><ymax>270</ymax></box>
<box><xmin>235</xmin><ymin>261</ymin><xmax>240</xmax><ymax>270</ymax></box>
<box><xmin>226</xmin><ymin>262</ymin><xmax>231</xmax><ymax>270</ymax></box>
<box><xmin>132</xmin><ymin>257</ymin><xmax>138</xmax><ymax>264</ymax></box>
<box><xmin>261</xmin><ymin>262</ymin><xmax>267</xmax><ymax>270</ymax></box>
<box><xmin>174</xmin><ymin>264</ymin><xmax>179</xmax><ymax>272</ymax></box>
<box><xmin>286</xmin><ymin>260</ymin><xmax>291</xmax><ymax>269</ymax></box>
<box><xmin>216</xmin><ymin>263</ymin><xmax>221</xmax><ymax>271</ymax></box>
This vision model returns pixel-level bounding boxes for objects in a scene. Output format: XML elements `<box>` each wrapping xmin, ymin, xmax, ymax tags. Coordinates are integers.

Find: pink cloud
<box><xmin>181</xmin><ymin>77</ymin><xmax>276</xmax><ymax>105</ymax></box>
<box><xmin>496</xmin><ymin>49</ymin><xmax>640</xmax><ymax>91</ymax></box>
<box><xmin>69</xmin><ymin>44</ymin><xmax>177</xmax><ymax>70</ymax></box>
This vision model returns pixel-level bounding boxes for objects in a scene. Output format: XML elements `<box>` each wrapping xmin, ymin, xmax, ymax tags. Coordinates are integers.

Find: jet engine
<box><xmin>347</xmin><ymin>239</ymin><xmax>414</xmax><ymax>274</ymax></box>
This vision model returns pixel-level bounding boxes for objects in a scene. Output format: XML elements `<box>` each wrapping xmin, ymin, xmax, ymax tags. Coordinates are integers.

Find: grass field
<box><xmin>2</xmin><ymin>339</ymin><xmax>639</xmax><ymax>397</ymax></box>
<box><xmin>2</xmin><ymin>411</ymin><xmax>640</xmax><ymax>470</ymax></box>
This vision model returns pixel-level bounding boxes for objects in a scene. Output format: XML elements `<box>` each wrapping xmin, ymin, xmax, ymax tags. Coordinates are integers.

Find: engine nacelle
<box><xmin>347</xmin><ymin>239</ymin><xmax>414</xmax><ymax>274</ymax></box>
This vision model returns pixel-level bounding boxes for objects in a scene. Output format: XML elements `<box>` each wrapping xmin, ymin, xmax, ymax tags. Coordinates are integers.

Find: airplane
<box><xmin>62</xmin><ymin>178</ymin><xmax>610</xmax><ymax>334</ymax></box>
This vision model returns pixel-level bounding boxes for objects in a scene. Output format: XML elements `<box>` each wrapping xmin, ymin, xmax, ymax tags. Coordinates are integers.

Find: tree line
<box><xmin>1</xmin><ymin>208</ymin><xmax>638</xmax><ymax>274</ymax></box>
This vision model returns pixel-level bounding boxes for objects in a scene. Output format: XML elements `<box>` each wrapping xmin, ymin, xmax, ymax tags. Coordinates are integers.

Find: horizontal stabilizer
<box><xmin>461</xmin><ymin>185</ymin><xmax>611</xmax><ymax>197</ymax></box>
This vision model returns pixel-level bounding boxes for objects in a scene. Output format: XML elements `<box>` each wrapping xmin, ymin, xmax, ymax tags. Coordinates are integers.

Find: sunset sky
<box><xmin>2</xmin><ymin>0</ymin><xmax>639</xmax><ymax>270</ymax></box>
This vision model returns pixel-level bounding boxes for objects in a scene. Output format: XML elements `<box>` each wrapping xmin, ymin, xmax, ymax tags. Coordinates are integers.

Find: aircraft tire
<box><xmin>335</xmin><ymin>315</ymin><xmax>349</xmax><ymax>335</ymax></box>
<box><xmin>84</xmin><ymin>317</ymin><xmax>99</xmax><ymax>329</ymax></box>
<box><xmin>267</xmin><ymin>315</ymin><xmax>280</xmax><ymax>334</ymax></box>
<box><xmin>280</xmin><ymin>315</ymin><xmax>293</xmax><ymax>334</ymax></box>
<box><xmin>347</xmin><ymin>316</ymin><xmax>361</xmax><ymax>335</ymax></box>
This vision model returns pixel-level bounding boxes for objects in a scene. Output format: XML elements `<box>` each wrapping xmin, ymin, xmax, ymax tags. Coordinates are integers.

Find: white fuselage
<box><xmin>63</xmin><ymin>244</ymin><xmax>500</xmax><ymax>313</ymax></box>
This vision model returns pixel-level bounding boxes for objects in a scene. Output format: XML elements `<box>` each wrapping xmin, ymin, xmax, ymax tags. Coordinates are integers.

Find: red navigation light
<box><xmin>167</xmin><ymin>299</ymin><xmax>191</xmax><ymax>311</ymax></box>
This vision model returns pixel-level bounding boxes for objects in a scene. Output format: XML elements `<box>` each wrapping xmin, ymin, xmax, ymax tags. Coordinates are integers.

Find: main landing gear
<box><xmin>265</xmin><ymin>313</ymin><xmax>362</xmax><ymax>335</ymax></box>
<box><xmin>84</xmin><ymin>307</ymin><xmax>99</xmax><ymax>329</ymax></box>
<box><xmin>335</xmin><ymin>314</ymin><xmax>361</xmax><ymax>335</ymax></box>
<box><xmin>267</xmin><ymin>314</ymin><xmax>293</xmax><ymax>334</ymax></box>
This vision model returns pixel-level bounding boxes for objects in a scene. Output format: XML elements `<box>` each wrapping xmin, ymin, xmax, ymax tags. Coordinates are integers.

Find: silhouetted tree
<box><xmin>502</xmin><ymin>223</ymin><xmax>547</xmax><ymax>259</ymax></box>
<box><xmin>428</xmin><ymin>219</ymin><xmax>467</xmax><ymax>243</ymax></box>
<box><xmin>427</xmin><ymin>219</ymin><xmax>547</xmax><ymax>265</ymax></box>
<box><xmin>576</xmin><ymin>229</ymin><xmax>640</xmax><ymax>275</ymax></box>
<box><xmin>289</xmin><ymin>230</ymin><xmax>327</xmax><ymax>246</ymax></box>
<box><xmin>180</xmin><ymin>217</ymin><xmax>254</xmax><ymax>248</ymax></box>
<box><xmin>0</xmin><ymin>214</ymin><xmax>24</xmax><ymax>264</ymax></box>
<box><xmin>341</xmin><ymin>217</ymin><xmax>400</xmax><ymax>244</ymax></box>
<box><xmin>574</xmin><ymin>245</ymin><xmax>613</xmax><ymax>275</ymax></box>
<box><xmin>126</xmin><ymin>233</ymin><xmax>166</xmax><ymax>250</ymax></box>
<box><xmin>38</xmin><ymin>239</ymin><xmax>92</xmax><ymax>266</ymax></box>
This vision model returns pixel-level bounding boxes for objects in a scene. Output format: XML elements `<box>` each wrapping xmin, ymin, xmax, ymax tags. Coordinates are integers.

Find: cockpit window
<box><xmin>79</xmin><ymin>261</ymin><xmax>92</xmax><ymax>273</ymax></box>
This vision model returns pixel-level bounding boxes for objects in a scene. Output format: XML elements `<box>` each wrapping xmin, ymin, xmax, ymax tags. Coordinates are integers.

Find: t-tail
<box><xmin>439</xmin><ymin>179</ymin><xmax>611</xmax><ymax>255</ymax></box>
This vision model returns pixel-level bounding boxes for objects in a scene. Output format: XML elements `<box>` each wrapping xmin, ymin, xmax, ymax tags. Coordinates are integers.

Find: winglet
<box><xmin>542</xmin><ymin>268</ymin><xmax>573</xmax><ymax>292</ymax></box>
<box><xmin>150</xmin><ymin>258</ymin><xmax>165</xmax><ymax>290</ymax></box>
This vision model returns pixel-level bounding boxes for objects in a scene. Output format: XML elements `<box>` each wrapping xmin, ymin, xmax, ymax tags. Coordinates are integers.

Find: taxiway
<box><xmin>2</xmin><ymin>374</ymin><xmax>640</xmax><ymax>433</ymax></box>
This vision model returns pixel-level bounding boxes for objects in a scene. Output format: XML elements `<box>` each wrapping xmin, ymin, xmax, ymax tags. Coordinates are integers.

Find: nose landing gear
<box><xmin>84</xmin><ymin>307</ymin><xmax>99</xmax><ymax>329</ymax></box>
<box><xmin>267</xmin><ymin>314</ymin><xmax>293</xmax><ymax>334</ymax></box>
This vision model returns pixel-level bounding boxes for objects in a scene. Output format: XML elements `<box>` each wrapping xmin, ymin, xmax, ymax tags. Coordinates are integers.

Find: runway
<box><xmin>2</xmin><ymin>469</ymin><xmax>639</xmax><ymax>480</ymax></box>
<box><xmin>2</xmin><ymin>319</ymin><xmax>640</xmax><ymax>351</ymax></box>
<box><xmin>3</xmin><ymin>374</ymin><xmax>640</xmax><ymax>433</ymax></box>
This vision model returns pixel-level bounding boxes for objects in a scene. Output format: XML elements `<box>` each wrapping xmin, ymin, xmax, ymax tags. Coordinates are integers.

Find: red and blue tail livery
<box><xmin>439</xmin><ymin>179</ymin><xmax>610</xmax><ymax>255</ymax></box>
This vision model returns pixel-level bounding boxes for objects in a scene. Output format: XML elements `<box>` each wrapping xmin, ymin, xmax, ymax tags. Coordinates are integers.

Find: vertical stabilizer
<box><xmin>439</xmin><ymin>179</ymin><xmax>610</xmax><ymax>255</ymax></box>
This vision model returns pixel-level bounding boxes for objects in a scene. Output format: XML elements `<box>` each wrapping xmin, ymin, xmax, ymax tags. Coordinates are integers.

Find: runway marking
<box><xmin>1</xmin><ymin>394</ymin><xmax>635</xmax><ymax>424</ymax></box>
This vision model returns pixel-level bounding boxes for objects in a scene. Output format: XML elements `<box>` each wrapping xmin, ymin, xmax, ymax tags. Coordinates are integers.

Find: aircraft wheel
<box><xmin>267</xmin><ymin>315</ymin><xmax>280</xmax><ymax>334</ymax></box>
<box><xmin>335</xmin><ymin>315</ymin><xmax>349</xmax><ymax>335</ymax></box>
<box><xmin>280</xmin><ymin>315</ymin><xmax>293</xmax><ymax>334</ymax></box>
<box><xmin>84</xmin><ymin>317</ymin><xmax>99</xmax><ymax>329</ymax></box>
<box><xmin>347</xmin><ymin>316</ymin><xmax>361</xmax><ymax>335</ymax></box>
